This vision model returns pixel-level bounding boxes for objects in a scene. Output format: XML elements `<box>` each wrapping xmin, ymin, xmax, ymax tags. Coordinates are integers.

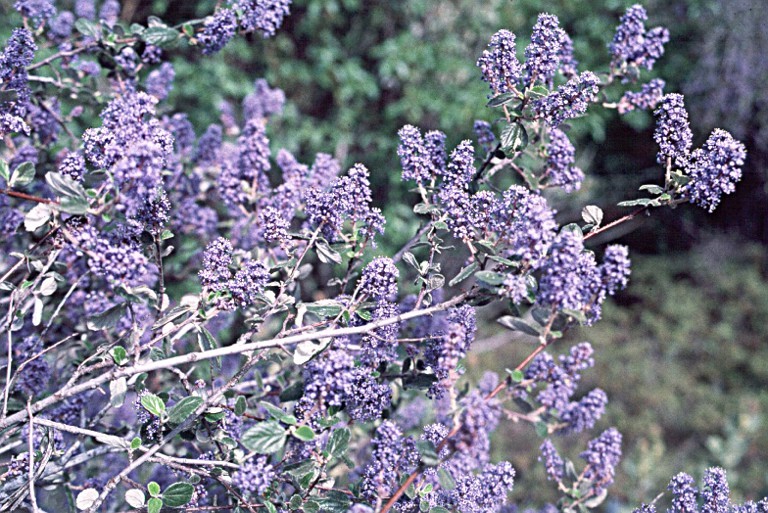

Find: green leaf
<box><xmin>617</xmin><ymin>198</ymin><xmax>653</xmax><ymax>208</ymax></box>
<box><xmin>506</xmin><ymin>368</ymin><xmax>524</xmax><ymax>382</ymax></box>
<box><xmin>9</xmin><ymin>162</ymin><xmax>35</xmax><ymax>188</ymax></box>
<box><xmin>449</xmin><ymin>261</ymin><xmax>479</xmax><ymax>286</ymax></box>
<box><xmin>241</xmin><ymin>421</ymin><xmax>287</xmax><ymax>454</ymax></box>
<box><xmin>234</xmin><ymin>396</ymin><xmax>247</xmax><ymax>416</ymax></box>
<box><xmin>303</xmin><ymin>300</ymin><xmax>344</xmax><ymax>318</ymax></box>
<box><xmin>74</xmin><ymin>18</ymin><xmax>102</xmax><ymax>39</ymax></box>
<box><xmin>535</xmin><ymin>421</ymin><xmax>548</xmax><ymax>437</ymax></box>
<box><xmin>59</xmin><ymin>195</ymin><xmax>89</xmax><ymax>215</ymax></box>
<box><xmin>292</xmin><ymin>425</ymin><xmax>316</xmax><ymax>442</ymax></box>
<box><xmin>76</xmin><ymin>488</ymin><xmax>99</xmax><ymax>510</ymax></box>
<box><xmin>24</xmin><ymin>203</ymin><xmax>53</xmax><ymax>232</ymax></box>
<box><xmin>560</xmin><ymin>308</ymin><xmax>587</xmax><ymax>324</ymax></box>
<box><xmin>86</xmin><ymin>303</ymin><xmax>127</xmax><ymax>331</ymax></box>
<box><xmin>196</xmin><ymin>326</ymin><xmax>221</xmax><ymax>372</ymax></box>
<box><xmin>431</xmin><ymin>508</ymin><xmax>451</xmax><ymax>513</ymax></box>
<box><xmin>402</xmin><ymin>372</ymin><xmax>438</xmax><ymax>390</ymax></box>
<box><xmin>581</xmin><ymin>205</ymin><xmax>603</xmax><ymax>227</ymax></box>
<box><xmin>526</xmin><ymin>85</ymin><xmax>550</xmax><ymax>98</ymax></box>
<box><xmin>486</xmin><ymin>91</ymin><xmax>518</xmax><ymax>107</ymax></box>
<box><xmin>130</xmin><ymin>437</ymin><xmax>142</xmax><ymax>450</ymax></box>
<box><xmin>110</xmin><ymin>346</ymin><xmax>127</xmax><ymax>365</ymax></box>
<box><xmin>153</xmin><ymin>305</ymin><xmax>190</xmax><ymax>329</ymax></box>
<box><xmin>142</xmin><ymin>26</ymin><xmax>180</xmax><ymax>47</ymax></box>
<box><xmin>639</xmin><ymin>184</ymin><xmax>664</xmax><ymax>195</ymax></box>
<box><xmin>141</xmin><ymin>394</ymin><xmax>166</xmax><ymax>417</ymax></box>
<box><xmin>474</xmin><ymin>270</ymin><xmax>505</xmax><ymax>286</ymax></box>
<box><xmin>162</xmin><ymin>482</ymin><xmax>194</xmax><ymax>508</ymax></box>
<box><xmin>160</xmin><ymin>229</ymin><xmax>174</xmax><ymax>241</ymax></box>
<box><xmin>416</xmin><ymin>440</ymin><xmax>439</xmax><ymax>466</ymax></box>
<box><xmin>314</xmin><ymin>491</ymin><xmax>351</xmax><ymax>513</ymax></box>
<box><xmin>109</xmin><ymin>377</ymin><xmax>127</xmax><ymax>408</ymax></box>
<box><xmin>500</xmin><ymin>122</ymin><xmax>529</xmax><ymax>153</ymax></box>
<box><xmin>497</xmin><ymin>315</ymin><xmax>540</xmax><ymax>336</ymax></box>
<box><xmin>167</xmin><ymin>396</ymin><xmax>203</xmax><ymax>425</ymax></box>
<box><xmin>293</xmin><ymin>337</ymin><xmax>332</xmax><ymax>365</ymax></box>
<box><xmin>147</xmin><ymin>481</ymin><xmax>161</xmax><ymax>497</ymax></box>
<box><xmin>437</xmin><ymin>468</ymin><xmax>456</xmax><ymax>490</ymax></box>
<box><xmin>279</xmin><ymin>382</ymin><xmax>304</xmax><ymax>402</ymax></box>
<box><xmin>125</xmin><ymin>488</ymin><xmax>145</xmax><ymax>508</ymax></box>
<box><xmin>147</xmin><ymin>497</ymin><xmax>163</xmax><ymax>513</ymax></box>
<box><xmin>259</xmin><ymin>401</ymin><xmax>297</xmax><ymax>425</ymax></box>
<box><xmin>326</xmin><ymin>427</ymin><xmax>350</xmax><ymax>457</ymax></box>
<box><xmin>315</xmin><ymin>239</ymin><xmax>342</xmax><ymax>264</ymax></box>
<box><xmin>560</xmin><ymin>223</ymin><xmax>584</xmax><ymax>240</ymax></box>
<box><xmin>46</xmin><ymin>172</ymin><xmax>87</xmax><ymax>200</ymax></box>
<box><xmin>0</xmin><ymin>159</ymin><xmax>9</xmax><ymax>182</ymax></box>
<box><xmin>413</xmin><ymin>203</ymin><xmax>439</xmax><ymax>215</ymax></box>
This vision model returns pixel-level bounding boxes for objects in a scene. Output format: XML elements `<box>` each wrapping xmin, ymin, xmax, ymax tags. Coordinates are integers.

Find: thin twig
<box><xmin>27</xmin><ymin>399</ymin><xmax>38</xmax><ymax>512</ymax></box>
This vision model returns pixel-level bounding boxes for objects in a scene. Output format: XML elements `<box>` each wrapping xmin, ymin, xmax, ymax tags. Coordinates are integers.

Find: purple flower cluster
<box><xmin>600</xmin><ymin>245</ymin><xmax>631</xmax><ymax>295</ymax></box>
<box><xmin>669</xmin><ymin>472</ymin><xmax>699</xmax><ymax>513</ymax></box>
<box><xmin>446</xmin><ymin>389</ymin><xmax>502</xmax><ymax>473</ymax></box>
<box><xmin>48</xmin><ymin>11</ymin><xmax>75</xmax><ymax>42</ymax></box>
<box><xmin>558</xmin><ymin>32</ymin><xmax>578</xmax><ymax>79</ymax></box>
<box><xmin>442</xmin><ymin>140</ymin><xmax>476</xmax><ymax>187</ymax></box>
<box><xmin>194</xmin><ymin>124</ymin><xmax>223</xmax><ymax>167</ymax></box>
<box><xmin>618</xmin><ymin>78</ymin><xmax>665</xmax><ymax>114</ymax></box>
<box><xmin>424</xmin><ymin>305</ymin><xmax>476</xmax><ymax>394</ymax></box>
<box><xmin>397</xmin><ymin>125</ymin><xmax>447</xmax><ymax>185</ymax></box>
<box><xmin>146</xmin><ymin>62</ymin><xmax>175</xmax><ymax>101</ymax></box>
<box><xmin>477</xmin><ymin>30</ymin><xmax>522</xmax><ymax>96</ymax></box>
<box><xmin>653</xmin><ymin>93</ymin><xmax>693</xmax><ymax>168</ymax></box>
<box><xmin>441</xmin><ymin>461</ymin><xmax>515</xmax><ymax>513</ymax></box>
<box><xmin>0</xmin><ymin>28</ymin><xmax>37</xmax><ymax>136</ymax></box>
<box><xmin>98</xmin><ymin>0</ymin><xmax>121</xmax><ymax>26</ymax></box>
<box><xmin>523</xmin><ymin>13</ymin><xmax>567</xmax><ymax>87</ymax></box>
<box><xmin>609</xmin><ymin>5</ymin><xmax>670</xmax><ymax>72</ymax></box>
<box><xmin>702</xmin><ymin>467</ymin><xmax>730</xmax><ymax>513</ymax></box>
<box><xmin>77</xmin><ymin>225</ymin><xmax>151</xmax><ymax>287</ymax></box>
<box><xmin>134</xmin><ymin>391</ymin><xmax>162</xmax><ymax>440</ymax></box>
<box><xmin>579</xmin><ymin>427</ymin><xmax>622</xmax><ymax>495</ymax></box>
<box><xmin>360</xmin><ymin>299</ymin><xmax>400</xmax><ymax>365</ymax></box>
<box><xmin>199</xmin><ymin>8</ymin><xmax>238</xmax><ymax>55</ymax></box>
<box><xmin>199</xmin><ymin>237</ymin><xmax>269</xmax><ymax>309</ymax></box>
<box><xmin>75</xmin><ymin>0</ymin><xmax>96</xmax><ymax>20</ymax></box>
<box><xmin>684</xmin><ymin>129</ymin><xmax>747</xmax><ymax>212</ymax></box>
<box><xmin>360</xmin><ymin>421</ymin><xmax>418</xmax><ymax>501</ymax></box>
<box><xmin>232</xmin><ymin>455</ymin><xmax>276</xmax><ymax>496</ymax></box>
<box><xmin>544</xmin><ymin>128</ymin><xmax>584</xmax><ymax>193</ymax></box>
<box><xmin>474</xmin><ymin>120</ymin><xmax>496</xmax><ymax>153</ymax></box>
<box><xmin>13</xmin><ymin>336</ymin><xmax>51</xmax><ymax>397</ymax></box>
<box><xmin>490</xmin><ymin>186</ymin><xmax>558</xmax><ymax>268</ymax></box>
<box><xmin>235</xmin><ymin>0</ymin><xmax>292</xmax><ymax>38</ymax></box>
<box><xmin>243</xmin><ymin>78</ymin><xmax>286</xmax><ymax>120</ymax></box>
<box><xmin>534</xmin><ymin>71</ymin><xmax>600</xmax><ymax>128</ymax></box>
<box><xmin>539</xmin><ymin>439</ymin><xmax>564</xmax><ymax>481</ymax></box>
<box><xmin>358</xmin><ymin>257</ymin><xmax>399</xmax><ymax>299</ymax></box>
<box><xmin>13</xmin><ymin>0</ymin><xmax>56</xmax><ymax>29</ymax></box>
<box><xmin>305</xmin><ymin>163</ymin><xmax>384</xmax><ymax>243</ymax></box>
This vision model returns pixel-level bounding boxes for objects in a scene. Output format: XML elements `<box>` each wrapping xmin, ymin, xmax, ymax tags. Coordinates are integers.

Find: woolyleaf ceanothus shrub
<box><xmin>0</xmin><ymin>1</ymin><xmax>758</xmax><ymax>513</ymax></box>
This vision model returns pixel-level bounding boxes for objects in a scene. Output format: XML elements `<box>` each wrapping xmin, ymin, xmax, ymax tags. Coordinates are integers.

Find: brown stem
<box><xmin>0</xmin><ymin>188</ymin><xmax>56</xmax><ymax>204</ymax></box>
<box><xmin>583</xmin><ymin>206</ymin><xmax>648</xmax><ymax>242</ymax></box>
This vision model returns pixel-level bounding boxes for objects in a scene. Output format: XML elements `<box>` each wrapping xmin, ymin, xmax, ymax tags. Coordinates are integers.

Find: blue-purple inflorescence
<box><xmin>134</xmin><ymin>391</ymin><xmax>162</xmax><ymax>440</ymax></box>
<box><xmin>702</xmin><ymin>467</ymin><xmax>731</xmax><ymax>513</ymax></box>
<box><xmin>13</xmin><ymin>336</ymin><xmax>51</xmax><ymax>397</ymax></box>
<box><xmin>579</xmin><ymin>427</ymin><xmax>622</xmax><ymax>496</ymax></box>
<box><xmin>194</xmin><ymin>124</ymin><xmax>223</xmax><ymax>166</ymax></box>
<box><xmin>619</xmin><ymin>78</ymin><xmax>665</xmax><ymax>114</ymax></box>
<box><xmin>653</xmin><ymin>93</ymin><xmax>693</xmax><ymax>168</ymax></box>
<box><xmin>424</xmin><ymin>305</ymin><xmax>477</xmax><ymax>395</ymax></box>
<box><xmin>477</xmin><ymin>29</ymin><xmax>522</xmax><ymax>96</ymax></box>
<box><xmin>232</xmin><ymin>455</ymin><xmax>276</xmax><ymax>496</ymax></box>
<box><xmin>58</xmin><ymin>151</ymin><xmax>87</xmax><ymax>182</ymax></box>
<box><xmin>558</xmin><ymin>32</ymin><xmax>578</xmax><ymax>79</ymax></box>
<box><xmin>358</xmin><ymin>256</ymin><xmax>399</xmax><ymax>299</ymax></box>
<box><xmin>199</xmin><ymin>237</ymin><xmax>268</xmax><ymax>309</ymax></box>
<box><xmin>397</xmin><ymin>124</ymin><xmax>448</xmax><ymax>185</ymax></box>
<box><xmin>243</xmin><ymin>78</ymin><xmax>286</xmax><ymax>120</ymax></box>
<box><xmin>14</xmin><ymin>0</ymin><xmax>56</xmax><ymax>29</ymax></box>
<box><xmin>609</xmin><ymin>4</ymin><xmax>669</xmax><ymax>73</ymax></box>
<box><xmin>442</xmin><ymin>140</ymin><xmax>476</xmax><ymax>187</ymax></box>
<box><xmin>360</xmin><ymin>421</ymin><xmax>419</xmax><ymax>501</ymax></box>
<box><xmin>539</xmin><ymin>439</ymin><xmax>564</xmax><ymax>481</ymax></box>
<box><xmin>491</xmin><ymin>186</ymin><xmax>558</xmax><ymax>268</ymax></box>
<box><xmin>441</xmin><ymin>461</ymin><xmax>515</xmax><ymax>513</ymax></box>
<box><xmin>669</xmin><ymin>472</ymin><xmax>699</xmax><ymax>513</ymax></box>
<box><xmin>0</xmin><ymin>28</ymin><xmax>37</xmax><ymax>136</ymax></box>
<box><xmin>544</xmin><ymin>128</ymin><xmax>584</xmax><ymax>193</ymax></box>
<box><xmin>199</xmin><ymin>8</ymin><xmax>238</xmax><ymax>55</ymax></box>
<box><xmin>146</xmin><ymin>62</ymin><xmax>175</xmax><ymax>101</ymax></box>
<box><xmin>48</xmin><ymin>11</ymin><xmax>75</xmax><ymax>42</ymax></box>
<box><xmin>474</xmin><ymin>120</ymin><xmax>497</xmax><ymax>153</ymax></box>
<box><xmin>523</xmin><ymin>13</ymin><xmax>566</xmax><ymax>87</ymax></box>
<box><xmin>534</xmin><ymin>71</ymin><xmax>600</xmax><ymax>128</ymax></box>
<box><xmin>75</xmin><ymin>0</ymin><xmax>95</xmax><ymax>20</ymax></box>
<box><xmin>235</xmin><ymin>0</ymin><xmax>291</xmax><ymax>37</ymax></box>
<box><xmin>600</xmin><ymin>245</ymin><xmax>631</xmax><ymax>295</ymax></box>
<box><xmin>684</xmin><ymin>128</ymin><xmax>746</xmax><ymax>212</ymax></box>
<box><xmin>98</xmin><ymin>0</ymin><xmax>121</xmax><ymax>26</ymax></box>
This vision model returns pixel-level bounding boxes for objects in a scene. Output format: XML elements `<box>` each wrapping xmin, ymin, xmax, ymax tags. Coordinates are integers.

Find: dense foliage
<box><xmin>0</xmin><ymin>1</ymin><xmax>765</xmax><ymax>513</ymax></box>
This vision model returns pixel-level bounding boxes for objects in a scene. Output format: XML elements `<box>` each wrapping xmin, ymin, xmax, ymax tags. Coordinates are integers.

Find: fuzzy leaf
<box><xmin>167</xmin><ymin>396</ymin><xmax>203</xmax><ymax>425</ymax></box>
<box><xmin>242</xmin><ymin>421</ymin><xmax>287</xmax><ymax>454</ymax></box>
<box><xmin>163</xmin><ymin>482</ymin><xmax>194</xmax><ymax>507</ymax></box>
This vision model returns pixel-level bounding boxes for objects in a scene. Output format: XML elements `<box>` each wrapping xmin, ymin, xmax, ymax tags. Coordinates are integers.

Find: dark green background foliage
<box><xmin>5</xmin><ymin>0</ymin><xmax>767</xmax><ymax>505</ymax></box>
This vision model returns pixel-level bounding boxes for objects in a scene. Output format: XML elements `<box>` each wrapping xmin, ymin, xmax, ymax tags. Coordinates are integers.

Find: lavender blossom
<box><xmin>98</xmin><ymin>0</ymin><xmax>121</xmax><ymax>25</ymax></box>
<box><xmin>579</xmin><ymin>427</ymin><xmax>622</xmax><ymax>495</ymax></box>
<box><xmin>14</xmin><ymin>0</ymin><xmax>56</xmax><ymax>28</ymax></box>
<box><xmin>537</xmin><ymin>231</ymin><xmax>594</xmax><ymax>312</ymax></box>
<box><xmin>235</xmin><ymin>0</ymin><xmax>291</xmax><ymax>37</ymax></box>
<box><xmin>609</xmin><ymin>5</ymin><xmax>669</xmax><ymax>72</ymax></box>
<box><xmin>0</xmin><ymin>28</ymin><xmax>37</xmax><ymax>136</ymax></box>
<box><xmin>523</xmin><ymin>13</ymin><xmax>565</xmax><ymax>87</ymax></box>
<box><xmin>346</xmin><ymin>369</ymin><xmax>392</xmax><ymax>422</ymax></box>
<box><xmin>653</xmin><ymin>93</ymin><xmax>693</xmax><ymax>167</ymax></box>
<box><xmin>619</xmin><ymin>78</ymin><xmax>665</xmax><ymax>114</ymax></box>
<box><xmin>13</xmin><ymin>336</ymin><xmax>51</xmax><ymax>396</ymax></box>
<box><xmin>398</xmin><ymin>124</ymin><xmax>430</xmax><ymax>184</ymax></box>
<box><xmin>600</xmin><ymin>245</ymin><xmax>631</xmax><ymax>295</ymax></box>
<box><xmin>258</xmin><ymin>206</ymin><xmax>290</xmax><ymax>243</ymax></box>
<box><xmin>539</xmin><ymin>439</ymin><xmax>564</xmax><ymax>481</ymax></box>
<box><xmin>134</xmin><ymin>189</ymin><xmax>171</xmax><ymax>235</ymax></box>
<box><xmin>358</xmin><ymin>257</ymin><xmax>399</xmax><ymax>299</ymax></box>
<box><xmin>232</xmin><ymin>456</ymin><xmax>276</xmax><ymax>496</ymax></box>
<box><xmin>534</xmin><ymin>71</ymin><xmax>600</xmax><ymax>128</ymax></box>
<box><xmin>75</xmin><ymin>0</ymin><xmax>95</xmax><ymax>20</ymax></box>
<box><xmin>48</xmin><ymin>11</ymin><xmax>75</xmax><ymax>41</ymax></box>
<box><xmin>558</xmin><ymin>32</ymin><xmax>578</xmax><ymax>78</ymax></box>
<box><xmin>361</xmin><ymin>421</ymin><xmax>418</xmax><ymax>501</ymax></box>
<box><xmin>199</xmin><ymin>237</ymin><xmax>234</xmax><ymax>295</ymax></box>
<box><xmin>194</xmin><ymin>124</ymin><xmax>223</xmax><ymax>166</ymax></box>
<box><xmin>199</xmin><ymin>8</ymin><xmax>238</xmax><ymax>54</ymax></box>
<box><xmin>477</xmin><ymin>29</ymin><xmax>522</xmax><ymax>96</ymax></box>
<box><xmin>474</xmin><ymin>120</ymin><xmax>496</xmax><ymax>153</ymax></box>
<box><xmin>684</xmin><ymin>129</ymin><xmax>746</xmax><ymax>212</ymax></box>
<box><xmin>544</xmin><ymin>128</ymin><xmax>584</xmax><ymax>193</ymax></box>
<box><xmin>560</xmin><ymin>388</ymin><xmax>608</xmax><ymax>434</ymax></box>
<box><xmin>669</xmin><ymin>472</ymin><xmax>699</xmax><ymax>513</ymax></box>
<box><xmin>442</xmin><ymin>140</ymin><xmax>476</xmax><ymax>187</ymax></box>
<box><xmin>237</xmin><ymin>118</ymin><xmax>272</xmax><ymax>195</ymax></box>
<box><xmin>228</xmin><ymin>258</ymin><xmax>269</xmax><ymax>307</ymax></box>
<box><xmin>243</xmin><ymin>78</ymin><xmax>285</xmax><ymax>120</ymax></box>
<box><xmin>702</xmin><ymin>467</ymin><xmax>731</xmax><ymax>513</ymax></box>
<box><xmin>146</xmin><ymin>62</ymin><xmax>175</xmax><ymax>101</ymax></box>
